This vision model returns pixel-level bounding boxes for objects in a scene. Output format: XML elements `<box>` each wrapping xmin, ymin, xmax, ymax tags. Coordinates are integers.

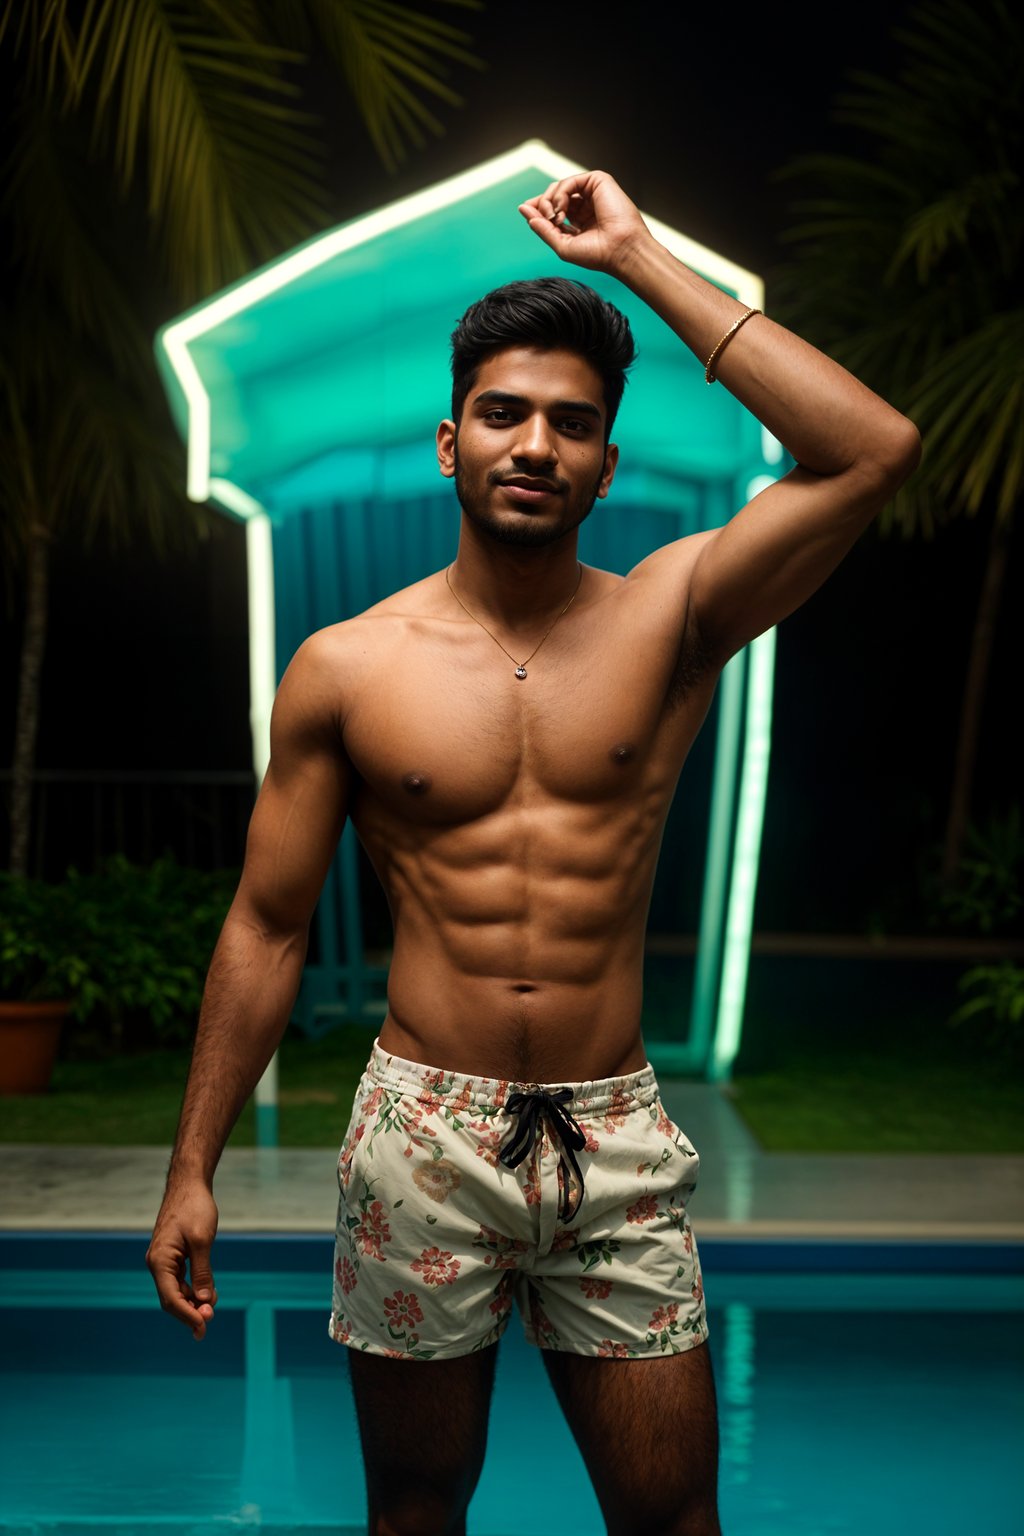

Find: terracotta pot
<box><xmin>0</xmin><ymin>999</ymin><xmax>71</xmax><ymax>1094</ymax></box>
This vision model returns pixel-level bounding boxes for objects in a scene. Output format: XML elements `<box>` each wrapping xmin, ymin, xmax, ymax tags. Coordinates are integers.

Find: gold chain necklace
<box><xmin>444</xmin><ymin>562</ymin><xmax>584</xmax><ymax>680</ymax></box>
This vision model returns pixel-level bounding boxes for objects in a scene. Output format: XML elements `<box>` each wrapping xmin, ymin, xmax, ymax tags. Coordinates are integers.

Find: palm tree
<box><xmin>1</xmin><ymin>0</ymin><xmax>484</xmax><ymax>875</ymax></box>
<box><xmin>767</xmin><ymin>0</ymin><xmax>1022</xmax><ymax>886</ymax></box>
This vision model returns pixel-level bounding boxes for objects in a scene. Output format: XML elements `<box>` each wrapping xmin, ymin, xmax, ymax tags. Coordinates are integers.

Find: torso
<box><xmin>320</xmin><ymin>548</ymin><xmax>719</xmax><ymax>1082</ymax></box>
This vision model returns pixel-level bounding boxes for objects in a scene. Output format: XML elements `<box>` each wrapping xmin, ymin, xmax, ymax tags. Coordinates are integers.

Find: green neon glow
<box><xmin>688</xmin><ymin>648</ymin><xmax>747</xmax><ymax>1067</ymax></box>
<box><xmin>156</xmin><ymin>140</ymin><xmax>764</xmax><ymax>506</ymax></box>
<box><xmin>761</xmin><ymin>425</ymin><xmax>784</xmax><ymax>465</ymax></box>
<box><xmin>711</xmin><ymin>624</ymin><xmax>777</xmax><ymax>1080</ymax></box>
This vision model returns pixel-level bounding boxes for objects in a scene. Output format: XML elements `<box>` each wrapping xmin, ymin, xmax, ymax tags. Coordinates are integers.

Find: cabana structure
<box><xmin>157</xmin><ymin>142</ymin><xmax>781</xmax><ymax>1142</ymax></box>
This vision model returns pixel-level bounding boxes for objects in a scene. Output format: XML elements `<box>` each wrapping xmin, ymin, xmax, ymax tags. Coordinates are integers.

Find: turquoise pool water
<box><xmin>1</xmin><ymin>1236</ymin><xmax>1021</xmax><ymax>1536</ymax></box>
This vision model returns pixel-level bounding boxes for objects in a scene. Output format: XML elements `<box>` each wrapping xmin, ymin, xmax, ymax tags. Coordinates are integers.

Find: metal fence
<box><xmin>0</xmin><ymin>770</ymin><xmax>255</xmax><ymax>879</ymax></box>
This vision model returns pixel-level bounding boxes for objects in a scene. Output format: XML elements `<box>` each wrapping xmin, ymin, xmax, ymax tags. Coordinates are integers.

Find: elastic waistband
<box><xmin>366</xmin><ymin>1038</ymin><xmax>659</xmax><ymax>1115</ymax></box>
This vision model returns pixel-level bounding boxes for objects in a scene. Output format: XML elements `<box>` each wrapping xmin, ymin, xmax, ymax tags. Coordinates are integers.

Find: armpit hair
<box><xmin>666</xmin><ymin>616</ymin><xmax>716</xmax><ymax>711</ymax></box>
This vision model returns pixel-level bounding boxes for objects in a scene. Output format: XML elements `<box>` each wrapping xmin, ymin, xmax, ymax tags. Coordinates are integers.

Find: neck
<box><xmin>451</xmin><ymin>519</ymin><xmax>584</xmax><ymax>627</ymax></box>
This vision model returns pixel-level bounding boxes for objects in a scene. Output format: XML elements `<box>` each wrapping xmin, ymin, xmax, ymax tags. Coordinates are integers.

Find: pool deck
<box><xmin>1</xmin><ymin>1081</ymin><xmax>1022</xmax><ymax>1240</ymax></box>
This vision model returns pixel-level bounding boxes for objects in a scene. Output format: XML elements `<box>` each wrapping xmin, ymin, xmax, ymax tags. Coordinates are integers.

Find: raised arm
<box><xmin>146</xmin><ymin>631</ymin><xmax>351</xmax><ymax>1337</ymax></box>
<box><xmin>520</xmin><ymin>171</ymin><xmax>922</xmax><ymax>663</ymax></box>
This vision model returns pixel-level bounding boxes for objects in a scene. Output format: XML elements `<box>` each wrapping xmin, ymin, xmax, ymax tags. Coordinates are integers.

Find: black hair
<box><xmin>450</xmin><ymin>276</ymin><xmax>636</xmax><ymax>439</ymax></box>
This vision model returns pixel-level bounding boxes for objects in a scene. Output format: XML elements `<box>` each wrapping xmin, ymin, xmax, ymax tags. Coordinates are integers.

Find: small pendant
<box><xmin>515</xmin><ymin>665</ymin><xmax>527</xmax><ymax>680</ymax></box>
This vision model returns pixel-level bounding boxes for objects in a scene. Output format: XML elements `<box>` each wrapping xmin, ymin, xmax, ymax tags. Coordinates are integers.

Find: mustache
<box><xmin>487</xmin><ymin>469</ymin><xmax>567</xmax><ymax>493</ymax></box>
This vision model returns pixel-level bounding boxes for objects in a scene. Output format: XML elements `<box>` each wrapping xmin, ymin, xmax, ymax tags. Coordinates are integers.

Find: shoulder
<box><xmin>625</xmin><ymin>529</ymin><xmax>719</xmax><ymax>591</ymax></box>
<box><xmin>277</xmin><ymin>571</ymin><xmax>450</xmax><ymax>724</ymax></box>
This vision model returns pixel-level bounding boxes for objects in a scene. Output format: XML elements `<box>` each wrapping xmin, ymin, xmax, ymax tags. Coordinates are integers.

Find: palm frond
<box><xmin>770</xmin><ymin>0</ymin><xmax>1022</xmax><ymax>537</ymax></box>
<box><xmin>1</xmin><ymin>100</ymin><xmax>153</xmax><ymax>386</ymax></box>
<box><xmin>38</xmin><ymin>0</ymin><xmax>327</xmax><ymax>301</ymax></box>
<box><xmin>300</xmin><ymin>0</ymin><xmax>485</xmax><ymax>173</ymax></box>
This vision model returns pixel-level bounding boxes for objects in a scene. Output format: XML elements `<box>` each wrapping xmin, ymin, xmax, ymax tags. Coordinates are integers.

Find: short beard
<box><xmin>453</xmin><ymin>444</ymin><xmax>604</xmax><ymax>548</ymax></box>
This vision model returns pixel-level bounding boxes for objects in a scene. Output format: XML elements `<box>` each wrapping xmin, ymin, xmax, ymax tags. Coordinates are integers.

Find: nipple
<box><xmin>402</xmin><ymin>772</ymin><xmax>432</xmax><ymax>795</ymax></box>
<box><xmin>609</xmin><ymin>743</ymin><xmax>636</xmax><ymax>765</ymax></box>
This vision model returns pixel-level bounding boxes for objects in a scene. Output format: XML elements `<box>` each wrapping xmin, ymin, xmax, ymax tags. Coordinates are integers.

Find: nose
<box><xmin>511</xmin><ymin>411</ymin><xmax>558</xmax><ymax>468</ymax></box>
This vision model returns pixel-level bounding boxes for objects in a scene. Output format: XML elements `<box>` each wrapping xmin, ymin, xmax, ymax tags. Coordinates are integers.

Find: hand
<box><xmin>518</xmin><ymin>170</ymin><xmax>652</xmax><ymax>275</ymax></box>
<box><xmin>146</xmin><ymin>1180</ymin><xmax>220</xmax><ymax>1341</ymax></box>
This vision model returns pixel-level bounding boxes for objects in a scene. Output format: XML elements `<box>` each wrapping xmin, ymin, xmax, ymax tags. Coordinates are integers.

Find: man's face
<box><xmin>436</xmin><ymin>347</ymin><xmax>618</xmax><ymax>548</ymax></box>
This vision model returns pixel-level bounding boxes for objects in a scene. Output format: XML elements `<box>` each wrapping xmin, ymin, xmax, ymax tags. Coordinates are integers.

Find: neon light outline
<box><xmin>157</xmin><ymin>139</ymin><xmax>764</xmax><ymax>504</ymax></box>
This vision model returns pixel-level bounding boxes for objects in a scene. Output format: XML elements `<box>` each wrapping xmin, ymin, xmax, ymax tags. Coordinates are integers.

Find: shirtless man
<box><xmin>147</xmin><ymin>171</ymin><xmax>920</xmax><ymax>1535</ymax></box>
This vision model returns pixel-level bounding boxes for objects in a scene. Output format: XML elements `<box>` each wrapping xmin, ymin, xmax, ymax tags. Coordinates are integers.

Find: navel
<box><xmin>402</xmin><ymin>771</ymin><xmax>432</xmax><ymax>795</ymax></box>
<box><xmin>609</xmin><ymin>742</ymin><xmax>636</xmax><ymax>765</ymax></box>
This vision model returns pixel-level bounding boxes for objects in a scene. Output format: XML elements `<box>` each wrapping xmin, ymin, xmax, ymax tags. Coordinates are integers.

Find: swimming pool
<box><xmin>1</xmin><ymin>1234</ymin><xmax>1021</xmax><ymax>1536</ymax></box>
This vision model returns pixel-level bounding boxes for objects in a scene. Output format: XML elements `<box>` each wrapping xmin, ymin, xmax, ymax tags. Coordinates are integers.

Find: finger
<box><xmin>518</xmin><ymin>204</ymin><xmax>570</xmax><ymax>253</ymax></box>
<box><xmin>150</xmin><ymin>1258</ymin><xmax>212</xmax><ymax>1336</ymax></box>
<box><xmin>188</xmin><ymin>1251</ymin><xmax>217</xmax><ymax>1309</ymax></box>
<box><xmin>182</xmin><ymin>1280</ymin><xmax>219</xmax><ymax>1314</ymax></box>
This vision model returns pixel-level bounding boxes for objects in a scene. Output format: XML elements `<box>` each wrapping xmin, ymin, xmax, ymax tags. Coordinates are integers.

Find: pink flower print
<box><xmin>597</xmin><ymin>1339</ymin><xmax>631</xmax><ymax>1358</ymax></box>
<box><xmin>360</xmin><ymin>1085</ymin><xmax>384</xmax><ymax>1117</ymax></box>
<box><xmin>603</xmin><ymin>1089</ymin><xmax>632</xmax><ymax>1135</ymax></box>
<box><xmin>626</xmin><ymin>1194</ymin><xmax>658</xmax><ymax>1225</ymax></box>
<box><xmin>470</xmin><ymin>1125</ymin><xmax>505</xmax><ymax>1168</ymax></box>
<box><xmin>655</xmin><ymin>1101</ymin><xmax>675</xmax><ymax>1138</ymax></box>
<box><xmin>522</xmin><ymin>1158</ymin><xmax>542</xmax><ymax>1207</ymax></box>
<box><xmin>419</xmin><ymin>1089</ymin><xmax>448</xmax><ymax>1119</ymax></box>
<box><xmin>528</xmin><ymin>1292</ymin><xmax>559</xmax><ymax>1347</ymax></box>
<box><xmin>401</xmin><ymin>1100</ymin><xmax>425</xmax><ymax>1132</ymax></box>
<box><xmin>354</xmin><ymin>1199</ymin><xmax>391</xmax><ymax>1260</ymax></box>
<box><xmin>383</xmin><ymin>1290</ymin><xmax>424</xmax><ymax>1330</ymax></box>
<box><xmin>683</xmin><ymin>1227</ymin><xmax>694</xmax><ymax>1256</ymax></box>
<box><xmin>474</xmin><ymin>1223</ymin><xmax>531</xmax><ymax>1270</ymax></box>
<box><xmin>331</xmin><ymin>1318</ymin><xmax>352</xmax><ymax>1344</ymax></box>
<box><xmin>580</xmin><ymin>1277</ymin><xmax>613</xmax><ymax>1299</ymax></box>
<box><xmin>335</xmin><ymin>1256</ymin><xmax>358</xmax><ymax>1295</ymax></box>
<box><xmin>581</xmin><ymin>1125</ymin><xmax>600</xmax><ymax>1154</ymax></box>
<box><xmin>382</xmin><ymin>1347</ymin><xmax>407</xmax><ymax>1359</ymax></box>
<box><xmin>412</xmin><ymin>1158</ymin><xmax>462</xmax><ymax>1203</ymax></box>
<box><xmin>411</xmin><ymin>1246</ymin><xmax>462</xmax><ymax>1288</ymax></box>
<box><xmin>489</xmin><ymin>1288</ymin><xmax>513</xmax><ymax>1319</ymax></box>
<box><xmin>449</xmin><ymin>1080</ymin><xmax>475</xmax><ymax>1116</ymax></box>
<box><xmin>649</xmin><ymin>1303</ymin><xmax>680</xmax><ymax>1331</ymax></box>
<box><xmin>691</xmin><ymin>1272</ymin><xmax>704</xmax><ymax>1305</ymax></box>
<box><xmin>550</xmin><ymin>1228</ymin><xmax>579</xmax><ymax>1254</ymax></box>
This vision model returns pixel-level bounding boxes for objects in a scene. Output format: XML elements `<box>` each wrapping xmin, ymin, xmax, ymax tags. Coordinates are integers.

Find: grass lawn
<box><xmin>726</xmin><ymin>1051</ymin><xmax>1023</xmax><ymax>1152</ymax></box>
<box><xmin>1</xmin><ymin>1016</ymin><xmax>1020</xmax><ymax>1154</ymax></box>
<box><xmin>0</xmin><ymin>1025</ymin><xmax>374</xmax><ymax>1149</ymax></box>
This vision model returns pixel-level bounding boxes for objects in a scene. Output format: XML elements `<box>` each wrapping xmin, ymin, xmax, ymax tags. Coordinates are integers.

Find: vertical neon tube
<box><xmin>688</xmin><ymin>648</ymin><xmax>747</xmax><ymax>1069</ymax></box>
<box><xmin>711</xmin><ymin>624</ymin><xmax>776</xmax><ymax>1080</ymax></box>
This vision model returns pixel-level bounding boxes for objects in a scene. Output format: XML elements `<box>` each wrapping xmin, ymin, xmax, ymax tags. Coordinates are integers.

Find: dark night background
<box><xmin>3</xmin><ymin>0</ymin><xmax>1019</xmax><ymax>935</ymax></box>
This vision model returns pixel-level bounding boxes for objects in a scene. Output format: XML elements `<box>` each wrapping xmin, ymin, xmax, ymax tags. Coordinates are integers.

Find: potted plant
<box><xmin>0</xmin><ymin>873</ymin><xmax>88</xmax><ymax>1093</ymax></box>
<box><xmin>1</xmin><ymin>858</ymin><xmax>237</xmax><ymax>1093</ymax></box>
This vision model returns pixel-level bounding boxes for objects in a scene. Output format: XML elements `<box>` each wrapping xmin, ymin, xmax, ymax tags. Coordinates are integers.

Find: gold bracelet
<box><xmin>705</xmin><ymin>306</ymin><xmax>761</xmax><ymax>384</ymax></box>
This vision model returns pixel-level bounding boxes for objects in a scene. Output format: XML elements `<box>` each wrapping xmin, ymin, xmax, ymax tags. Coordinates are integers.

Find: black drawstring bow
<box><xmin>498</xmin><ymin>1087</ymin><xmax>587</xmax><ymax>1222</ymax></box>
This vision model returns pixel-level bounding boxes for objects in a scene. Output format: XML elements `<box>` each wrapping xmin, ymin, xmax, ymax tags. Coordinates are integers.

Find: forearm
<box><xmin>167</xmin><ymin>911</ymin><xmax>308</xmax><ymax>1186</ymax></box>
<box><xmin>614</xmin><ymin>235</ymin><xmax>917</xmax><ymax>476</ymax></box>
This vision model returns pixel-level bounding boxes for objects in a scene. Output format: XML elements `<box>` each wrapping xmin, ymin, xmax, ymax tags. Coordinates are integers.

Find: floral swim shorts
<box><xmin>328</xmin><ymin>1039</ymin><xmax>708</xmax><ymax>1361</ymax></box>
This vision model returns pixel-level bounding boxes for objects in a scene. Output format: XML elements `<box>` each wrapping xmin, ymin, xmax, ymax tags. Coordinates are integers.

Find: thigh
<box><xmin>348</xmin><ymin>1342</ymin><xmax>500</xmax><ymax>1536</ymax></box>
<box><xmin>542</xmin><ymin>1342</ymin><xmax>721</xmax><ymax>1536</ymax></box>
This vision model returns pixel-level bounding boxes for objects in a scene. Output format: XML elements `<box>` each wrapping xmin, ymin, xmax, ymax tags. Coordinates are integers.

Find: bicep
<box><xmin>688</xmin><ymin>455</ymin><xmax>912</xmax><ymax>664</ymax></box>
<box><xmin>233</xmin><ymin>641</ymin><xmax>352</xmax><ymax>937</ymax></box>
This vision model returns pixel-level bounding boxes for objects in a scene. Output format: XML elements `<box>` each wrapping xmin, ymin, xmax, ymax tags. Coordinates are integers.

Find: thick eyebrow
<box><xmin>472</xmin><ymin>388</ymin><xmax>603</xmax><ymax>422</ymax></box>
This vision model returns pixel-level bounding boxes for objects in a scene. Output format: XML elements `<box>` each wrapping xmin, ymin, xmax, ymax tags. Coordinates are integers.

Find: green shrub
<box><xmin>1</xmin><ymin>857</ymin><xmax>238</xmax><ymax>1053</ymax></box>
<box><xmin>927</xmin><ymin>805</ymin><xmax>1024</xmax><ymax>937</ymax></box>
<box><xmin>949</xmin><ymin>962</ymin><xmax>1024</xmax><ymax>1060</ymax></box>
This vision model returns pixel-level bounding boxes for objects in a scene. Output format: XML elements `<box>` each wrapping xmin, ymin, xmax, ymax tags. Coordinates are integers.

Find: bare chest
<box><xmin>341</xmin><ymin>615</ymin><xmax>696</xmax><ymax>822</ymax></box>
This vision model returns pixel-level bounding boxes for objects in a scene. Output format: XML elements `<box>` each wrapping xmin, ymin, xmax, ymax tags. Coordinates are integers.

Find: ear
<box><xmin>437</xmin><ymin>419</ymin><xmax>457</xmax><ymax>479</ymax></box>
<box><xmin>596</xmin><ymin>441</ymin><xmax>619</xmax><ymax>499</ymax></box>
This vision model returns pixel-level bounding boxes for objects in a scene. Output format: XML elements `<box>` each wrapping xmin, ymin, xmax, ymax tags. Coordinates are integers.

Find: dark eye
<box><xmin>484</xmin><ymin>408</ymin><xmax>514</xmax><ymax>423</ymax></box>
<box><xmin>561</xmin><ymin>418</ymin><xmax>588</xmax><ymax>433</ymax></box>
